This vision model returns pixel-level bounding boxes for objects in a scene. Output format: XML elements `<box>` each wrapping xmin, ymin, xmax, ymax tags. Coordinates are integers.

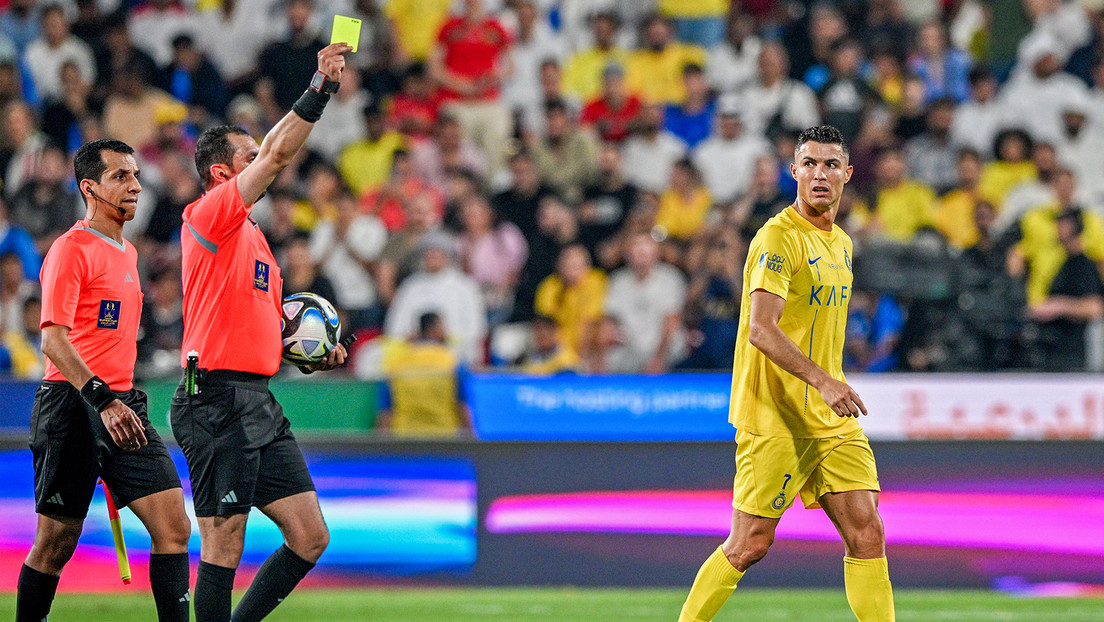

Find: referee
<box><xmin>17</xmin><ymin>139</ymin><xmax>191</xmax><ymax>622</ymax></box>
<box><xmin>171</xmin><ymin>42</ymin><xmax>351</xmax><ymax>622</ymax></box>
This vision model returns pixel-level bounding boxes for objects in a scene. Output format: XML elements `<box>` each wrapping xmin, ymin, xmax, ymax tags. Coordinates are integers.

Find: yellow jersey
<box><xmin>381</xmin><ymin>338</ymin><xmax>464</xmax><ymax>437</ymax></box>
<box><xmin>730</xmin><ymin>206</ymin><xmax>862</xmax><ymax>439</ymax></box>
<box><xmin>1018</xmin><ymin>203</ymin><xmax>1104</xmax><ymax>304</ymax></box>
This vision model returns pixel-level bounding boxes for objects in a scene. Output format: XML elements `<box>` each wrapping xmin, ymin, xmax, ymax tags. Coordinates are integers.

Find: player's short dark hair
<box><xmin>795</xmin><ymin>125</ymin><xmax>849</xmax><ymax>159</ymax></box>
<box><xmin>74</xmin><ymin>138</ymin><xmax>134</xmax><ymax>185</ymax></box>
<box><xmin>195</xmin><ymin>125</ymin><xmax>250</xmax><ymax>187</ymax></box>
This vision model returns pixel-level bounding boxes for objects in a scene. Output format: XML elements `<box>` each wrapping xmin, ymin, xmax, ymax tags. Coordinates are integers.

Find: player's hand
<box><xmin>318</xmin><ymin>42</ymin><xmax>351</xmax><ymax>83</ymax></box>
<box><xmin>818</xmin><ymin>378</ymin><xmax>867</xmax><ymax>418</ymax></box>
<box><xmin>304</xmin><ymin>343</ymin><xmax>348</xmax><ymax>373</ymax></box>
<box><xmin>101</xmin><ymin>400</ymin><xmax>148</xmax><ymax>450</ymax></box>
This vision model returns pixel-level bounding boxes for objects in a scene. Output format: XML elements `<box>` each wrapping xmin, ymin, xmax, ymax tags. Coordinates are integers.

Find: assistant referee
<box><xmin>171</xmin><ymin>42</ymin><xmax>351</xmax><ymax>622</ymax></box>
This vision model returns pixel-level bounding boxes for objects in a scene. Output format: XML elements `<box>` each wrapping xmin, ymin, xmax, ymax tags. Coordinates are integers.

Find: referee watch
<box><xmin>309</xmin><ymin>71</ymin><xmax>340</xmax><ymax>94</ymax></box>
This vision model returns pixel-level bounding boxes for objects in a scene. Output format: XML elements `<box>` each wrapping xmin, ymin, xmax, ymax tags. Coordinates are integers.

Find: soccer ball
<box><xmin>281</xmin><ymin>292</ymin><xmax>341</xmax><ymax>365</ymax></box>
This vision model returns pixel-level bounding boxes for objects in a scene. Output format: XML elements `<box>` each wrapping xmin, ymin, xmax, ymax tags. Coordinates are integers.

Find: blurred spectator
<box><xmin>156</xmin><ymin>34</ymin><xmax>228</xmax><ymax>121</ymax></box>
<box><xmin>380</xmin><ymin>311</ymin><xmax>470</xmax><ymax>437</ymax></box>
<box><xmin>1010</xmin><ymin>168</ymin><xmax>1104</xmax><ymax>306</ymax></box>
<box><xmin>678</xmin><ymin>229</ymin><xmax>742</xmax><ymax>370</ymax></box>
<box><xmin>517</xmin><ymin>58</ymin><xmax>578</xmax><ymax>139</ymax></box>
<box><xmin>512</xmin><ymin>194</ymin><xmax>581</xmax><ymax>322</ymax></box>
<box><xmin>580</xmin><ymin>313</ymin><xmax>642</xmax><ymax>374</ymax></box>
<box><xmin>458</xmin><ymin>193</ymin><xmax>527</xmax><ymax>325</ymax></box>
<box><xmin>1025</xmin><ymin>208</ymin><xmax>1104</xmax><ymax>371</ymax></box>
<box><xmin>385</xmin><ymin>231</ymin><xmax>487</xmax><ymax>364</ymax></box>
<box><xmin>867</xmin><ymin>46</ymin><xmax>906</xmax><ymax>112</ymax></box>
<box><xmin>385</xmin><ymin>0</ymin><xmax>452</xmax><ymax>63</ymax></box>
<box><xmin>622</xmin><ymin>103</ymin><xmax>688</xmax><ymax>193</ymax></box>
<box><xmin>905</xmin><ymin>97</ymin><xmax>958</xmax><ymax>194</ymax></box>
<box><xmin>337</xmin><ymin>103</ymin><xmax>406</xmax><ymax>196</ymax></box>
<box><xmin>503</xmin><ymin>0</ymin><xmax>565</xmax><ymax>135</ymax></box>
<box><xmin>730</xmin><ymin>155</ymin><xmax>790</xmax><ymax>240</ymax></box>
<box><xmin>491</xmin><ymin>150</ymin><xmax>556</xmax><ymax>242</ymax></box>
<box><xmin>908</xmin><ymin>20</ymin><xmax>971</xmax><ymax>104</ymax></box>
<box><xmin>94</xmin><ymin>22</ymin><xmax>157</xmax><ymax>105</ymax></box>
<box><xmin>2</xmin><ymin>293</ymin><xmax>42</xmax><ymax>378</ymax></box>
<box><xmin>663</xmin><ymin>63</ymin><xmax>714</xmax><ymax>149</ymax></box>
<box><xmin>0</xmin><ymin>199</ymin><xmax>39</xmax><ymax>280</ymax></box>
<box><xmin>579</xmin><ymin>142</ymin><xmax>636</xmax><ymax>265</ymax></box>
<box><xmin>579</xmin><ymin>62</ymin><xmax>642</xmax><ymax>143</ymax></box>
<box><xmin>995</xmin><ymin>141</ymin><xmax>1059</xmax><ymax>234</ymax></box>
<box><xmin>388</xmin><ymin>63</ymin><xmax>441</xmax><ymax>142</ymax></box>
<box><xmin>0</xmin><ymin>0</ymin><xmax>39</xmax><ymax>54</ymax></box>
<box><xmin>1000</xmin><ymin>36</ymin><xmax>1090</xmax><ymax>144</ymax></box>
<box><xmin>860</xmin><ymin>0</ymin><xmax>912</xmax><ymax>59</ymax></box>
<box><xmin>41</xmin><ymin>60</ymin><xmax>96</xmax><ymax>154</ymax></box>
<box><xmin>0</xmin><ymin>251</ymin><xmax>35</xmax><ymax>335</ymax></box>
<box><xmin>1017</xmin><ymin>0</ymin><xmax>1091</xmax><ymax>71</ymax></box>
<box><xmin>531</xmin><ymin>98</ymin><xmax>599</xmax><ymax>205</ymax></box>
<box><xmin>519</xmin><ymin>314</ymin><xmax>581</xmax><ymax>374</ymax></box>
<box><xmin>101</xmin><ymin>58</ymin><xmax>179</xmax><ymax>150</ymax></box>
<box><xmin>24</xmin><ymin>4</ymin><xmax>96</xmax><ymax>102</ymax></box>
<box><xmin>862</xmin><ymin>147</ymin><xmax>936</xmax><ymax>242</ymax></box>
<box><xmin>605</xmin><ymin>233</ymin><xmax>687</xmax><ymax>373</ymax></box>
<box><xmin>818</xmin><ymin>38</ymin><xmax>881</xmax><ymax>140</ymax></box>
<box><xmin>429</xmin><ymin>0</ymin><xmax>514</xmax><ymax>179</ymax></box>
<box><xmin>659</xmin><ymin>0</ymin><xmax>727</xmax><ymax>48</ymax></box>
<box><xmin>7</xmin><ymin>145</ymin><xmax>80</xmax><ymax>254</ymax></box>
<box><xmin>740</xmin><ymin>41</ymin><xmax>820</xmax><ymax>139</ymax></box>
<box><xmin>562</xmin><ymin>11</ymin><xmax>630</xmax><ymax>102</ymax></box>
<box><xmin>140</xmin><ymin>150</ymin><xmax>199</xmax><ymax>250</ymax></box>
<box><xmin>281</xmin><ymin>233</ymin><xmax>338</xmax><ymax>302</ymax></box>
<box><xmin>127</xmin><ymin>0</ymin><xmax>198</xmax><ymax>67</ymax></box>
<box><xmin>257</xmin><ymin>0</ymin><xmax>326</xmax><ymax>111</ymax></box>
<box><xmin>796</xmin><ymin>2</ymin><xmax>850</xmax><ymax>90</ymax></box>
<box><xmin>625</xmin><ymin>14</ymin><xmax>707</xmax><ymax>105</ymax></box>
<box><xmin>440</xmin><ymin>165</ymin><xmax>481</xmax><ymax>231</ymax></box>
<box><xmin>1089</xmin><ymin>56</ymin><xmax>1104</xmax><ymax>134</ymax></box>
<box><xmin>310</xmin><ymin>191</ymin><xmax>388</xmax><ymax>331</ymax></box>
<box><xmin>933</xmin><ymin>148</ymin><xmax>984</xmax><ymax>248</ymax></box>
<box><xmin>376</xmin><ymin>192</ymin><xmax>443</xmax><ymax>305</ymax></box>
<box><xmin>305</xmin><ymin>65</ymin><xmax>368</xmax><ymax>162</ymax></box>
<box><xmin>136</xmin><ymin>100</ymin><xmax>194</xmax><ymax>183</ymax></box>
<box><xmin>654</xmin><ymin>157</ymin><xmax>711</xmax><ymax>242</ymax></box>
<box><xmin>534</xmin><ymin>243</ymin><xmax>606</xmax><ymax>353</ymax></box>
<box><xmin>344</xmin><ymin>0</ymin><xmax>403</xmax><ymax>96</ymax></box>
<box><xmin>195</xmin><ymin>0</ymin><xmax>276</xmax><ymax>92</ymax></box>
<box><xmin>0</xmin><ymin>60</ymin><xmax>24</xmax><ymax>110</ymax></box>
<box><xmin>950</xmin><ymin>66</ymin><xmax>1005</xmax><ymax>158</ymax></box>
<box><xmin>705</xmin><ymin>10</ymin><xmax>761</xmax><ymax>92</ymax></box>
<box><xmin>361</xmin><ymin>149</ymin><xmax>444</xmax><ymax>233</ymax></box>
<box><xmin>136</xmin><ymin>266</ymin><xmax>183</xmax><ymax>377</ymax></box>
<box><xmin>1054</xmin><ymin>92</ymin><xmax>1104</xmax><ymax>206</ymax></box>
<box><xmin>979</xmin><ymin>128</ymin><xmax>1037</xmax><ymax>210</ymax></box>
<box><xmin>1</xmin><ymin>101</ymin><xmax>47</xmax><ymax>202</ymax></box>
<box><xmin>844</xmin><ymin>289</ymin><xmax>905</xmax><ymax>372</ymax></box>
<box><xmin>412</xmin><ymin>114</ymin><xmax>487</xmax><ymax>189</ymax></box>
<box><xmin>263</xmin><ymin>189</ymin><xmax>309</xmax><ymax>262</ymax></box>
<box><xmin>693</xmin><ymin>94</ymin><xmax>770</xmax><ymax>205</ymax></box>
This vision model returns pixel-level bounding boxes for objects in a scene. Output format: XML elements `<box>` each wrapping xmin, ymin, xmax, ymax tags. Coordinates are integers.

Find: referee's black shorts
<box><xmin>170</xmin><ymin>370</ymin><xmax>315</xmax><ymax>517</ymax></box>
<box><xmin>30</xmin><ymin>381</ymin><xmax>182</xmax><ymax>519</ymax></box>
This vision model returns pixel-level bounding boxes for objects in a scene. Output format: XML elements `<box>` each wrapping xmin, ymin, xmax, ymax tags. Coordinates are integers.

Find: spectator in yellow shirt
<box><xmin>865</xmin><ymin>147</ymin><xmax>936</xmax><ymax>242</ymax></box>
<box><xmin>562</xmin><ymin>12</ymin><xmax>631</xmax><ymax>102</ymax></box>
<box><xmin>655</xmin><ymin>157</ymin><xmax>713</xmax><ymax>241</ymax></box>
<box><xmin>934</xmin><ymin>148</ymin><xmax>984</xmax><ymax>248</ymax></box>
<box><xmin>658</xmin><ymin>0</ymin><xmax>728</xmax><ymax>48</ymax></box>
<box><xmin>625</xmin><ymin>14</ymin><xmax>708</xmax><ymax>104</ymax></box>
<box><xmin>534</xmin><ymin>244</ymin><xmax>608</xmax><ymax>352</ymax></box>
<box><xmin>979</xmin><ymin>128</ymin><xmax>1037</xmax><ymax>209</ymax></box>
<box><xmin>520</xmin><ymin>315</ymin><xmax>581</xmax><ymax>375</ymax></box>
<box><xmin>384</xmin><ymin>0</ymin><xmax>453</xmax><ymax>62</ymax></box>
<box><xmin>337</xmin><ymin>103</ymin><xmax>407</xmax><ymax>196</ymax></box>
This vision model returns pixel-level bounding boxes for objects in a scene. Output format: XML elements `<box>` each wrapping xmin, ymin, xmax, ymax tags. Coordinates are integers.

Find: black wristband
<box><xmin>292</xmin><ymin>88</ymin><xmax>330</xmax><ymax>123</ymax></box>
<box><xmin>80</xmin><ymin>376</ymin><xmax>116</xmax><ymax>412</ymax></box>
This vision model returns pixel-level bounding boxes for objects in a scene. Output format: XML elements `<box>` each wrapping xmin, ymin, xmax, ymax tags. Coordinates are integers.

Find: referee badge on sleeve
<box><xmin>97</xmin><ymin>300</ymin><xmax>120</xmax><ymax>329</ymax></box>
<box><xmin>254</xmin><ymin>260</ymin><xmax>270</xmax><ymax>292</ymax></box>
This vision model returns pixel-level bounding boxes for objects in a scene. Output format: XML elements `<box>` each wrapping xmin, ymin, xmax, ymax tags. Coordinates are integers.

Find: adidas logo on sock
<box><xmin>179</xmin><ymin>592</ymin><xmax>190</xmax><ymax>603</ymax></box>
<box><xmin>46</xmin><ymin>493</ymin><xmax>64</xmax><ymax>505</ymax></box>
<box><xmin>221</xmin><ymin>490</ymin><xmax>238</xmax><ymax>504</ymax></box>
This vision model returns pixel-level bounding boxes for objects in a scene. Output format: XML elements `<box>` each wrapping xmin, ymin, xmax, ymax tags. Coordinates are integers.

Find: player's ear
<box><xmin>844</xmin><ymin>164</ymin><xmax>854</xmax><ymax>183</ymax></box>
<box><xmin>789</xmin><ymin>162</ymin><xmax>797</xmax><ymax>180</ymax></box>
<box><xmin>210</xmin><ymin>163</ymin><xmax>231</xmax><ymax>183</ymax></box>
<box><xmin>79</xmin><ymin>179</ymin><xmax>93</xmax><ymax>199</ymax></box>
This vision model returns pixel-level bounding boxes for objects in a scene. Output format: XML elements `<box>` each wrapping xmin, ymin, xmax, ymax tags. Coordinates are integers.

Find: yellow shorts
<box><xmin>732</xmin><ymin>428</ymin><xmax>880</xmax><ymax>518</ymax></box>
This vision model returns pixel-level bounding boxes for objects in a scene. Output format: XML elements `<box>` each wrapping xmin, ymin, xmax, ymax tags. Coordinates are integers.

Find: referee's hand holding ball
<box><xmin>318</xmin><ymin>41</ymin><xmax>352</xmax><ymax>83</ymax></box>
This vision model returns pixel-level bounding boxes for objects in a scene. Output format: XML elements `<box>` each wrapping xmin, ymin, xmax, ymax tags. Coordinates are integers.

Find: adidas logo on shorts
<box><xmin>45</xmin><ymin>493</ymin><xmax>64</xmax><ymax>506</ymax></box>
<box><xmin>221</xmin><ymin>491</ymin><xmax>238</xmax><ymax>504</ymax></box>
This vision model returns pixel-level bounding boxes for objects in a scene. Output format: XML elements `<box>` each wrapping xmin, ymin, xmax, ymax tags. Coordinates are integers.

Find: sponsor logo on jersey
<box><xmin>809</xmin><ymin>284</ymin><xmax>850</xmax><ymax>307</ymax></box>
<box><xmin>97</xmin><ymin>300</ymin><xmax>120</xmax><ymax>329</ymax></box>
<box><xmin>759</xmin><ymin>252</ymin><xmax>786</xmax><ymax>273</ymax></box>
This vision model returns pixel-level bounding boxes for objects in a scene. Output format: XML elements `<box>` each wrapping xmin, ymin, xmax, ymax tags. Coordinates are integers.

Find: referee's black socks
<box><xmin>150</xmin><ymin>552</ymin><xmax>190</xmax><ymax>622</ymax></box>
<box><xmin>230</xmin><ymin>544</ymin><xmax>315</xmax><ymax>622</ymax></box>
<box><xmin>16</xmin><ymin>564</ymin><xmax>59</xmax><ymax>622</ymax></box>
<box><xmin>196</xmin><ymin>561</ymin><xmax>236</xmax><ymax>622</ymax></box>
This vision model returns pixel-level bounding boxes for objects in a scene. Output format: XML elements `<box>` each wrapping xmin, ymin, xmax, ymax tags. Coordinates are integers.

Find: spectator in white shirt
<box><xmin>693</xmin><ymin>94</ymin><xmax>770</xmax><ymax>205</ymax></box>
<box><xmin>622</xmin><ymin>103</ymin><xmax>688</xmax><ymax>193</ymax></box>
<box><xmin>309</xmin><ymin>192</ymin><xmax>388</xmax><ymax>331</ymax></box>
<box><xmin>738</xmin><ymin>41</ymin><xmax>820</xmax><ymax>139</ymax></box>
<box><xmin>705</xmin><ymin>11</ymin><xmax>761</xmax><ymax>93</ymax></box>
<box><xmin>950</xmin><ymin>66</ymin><xmax>1005</xmax><ymax>157</ymax></box>
<box><xmin>24</xmin><ymin>5</ymin><xmax>95</xmax><ymax>101</ymax></box>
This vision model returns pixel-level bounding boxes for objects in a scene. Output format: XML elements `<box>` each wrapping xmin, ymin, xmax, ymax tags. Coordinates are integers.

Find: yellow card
<box><xmin>331</xmin><ymin>15</ymin><xmax>361</xmax><ymax>53</ymax></box>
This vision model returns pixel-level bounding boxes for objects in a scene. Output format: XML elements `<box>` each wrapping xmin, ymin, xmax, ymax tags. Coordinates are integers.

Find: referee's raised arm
<box><xmin>235</xmin><ymin>42</ymin><xmax>352</xmax><ymax>205</ymax></box>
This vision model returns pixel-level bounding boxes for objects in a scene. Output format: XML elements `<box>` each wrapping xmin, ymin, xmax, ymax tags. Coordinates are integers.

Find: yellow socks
<box><xmin>844</xmin><ymin>556</ymin><xmax>895</xmax><ymax>621</ymax></box>
<box><xmin>678</xmin><ymin>546</ymin><xmax>744</xmax><ymax>622</ymax></box>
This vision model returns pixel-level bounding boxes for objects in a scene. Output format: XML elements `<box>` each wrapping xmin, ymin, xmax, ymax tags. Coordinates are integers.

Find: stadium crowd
<box><xmin>0</xmin><ymin>0</ymin><xmax>1103</xmax><ymax>386</ymax></box>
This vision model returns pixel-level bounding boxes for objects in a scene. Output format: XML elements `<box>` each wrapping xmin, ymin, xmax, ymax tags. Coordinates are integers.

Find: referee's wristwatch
<box><xmin>309</xmin><ymin>70</ymin><xmax>340</xmax><ymax>94</ymax></box>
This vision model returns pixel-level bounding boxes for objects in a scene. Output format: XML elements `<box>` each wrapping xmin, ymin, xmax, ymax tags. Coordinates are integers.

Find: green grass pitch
<box><xmin>4</xmin><ymin>588</ymin><xmax>1104</xmax><ymax>621</ymax></box>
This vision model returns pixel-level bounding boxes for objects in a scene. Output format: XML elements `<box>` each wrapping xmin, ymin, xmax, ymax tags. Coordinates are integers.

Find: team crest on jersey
<box><xmin>97</xmin><ymin>300</ymin><xmax>120</xmax><ymax>329</ymax></box>
<box><xmin>254</xmin><ymin>260</ymin><xmax>270</xmax><ymax>292</ymax></box>
<box><xmin>844</xmin><ymin>248</ymin><xmax>852</xmax><ymax>271</ymax></box>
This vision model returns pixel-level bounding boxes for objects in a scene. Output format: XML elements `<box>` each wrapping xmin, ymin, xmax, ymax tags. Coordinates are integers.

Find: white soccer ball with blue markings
<box><xmin>280</xmin><ymin>292</ymin><xmax>341</xmax><ymax>365</ymax></box>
